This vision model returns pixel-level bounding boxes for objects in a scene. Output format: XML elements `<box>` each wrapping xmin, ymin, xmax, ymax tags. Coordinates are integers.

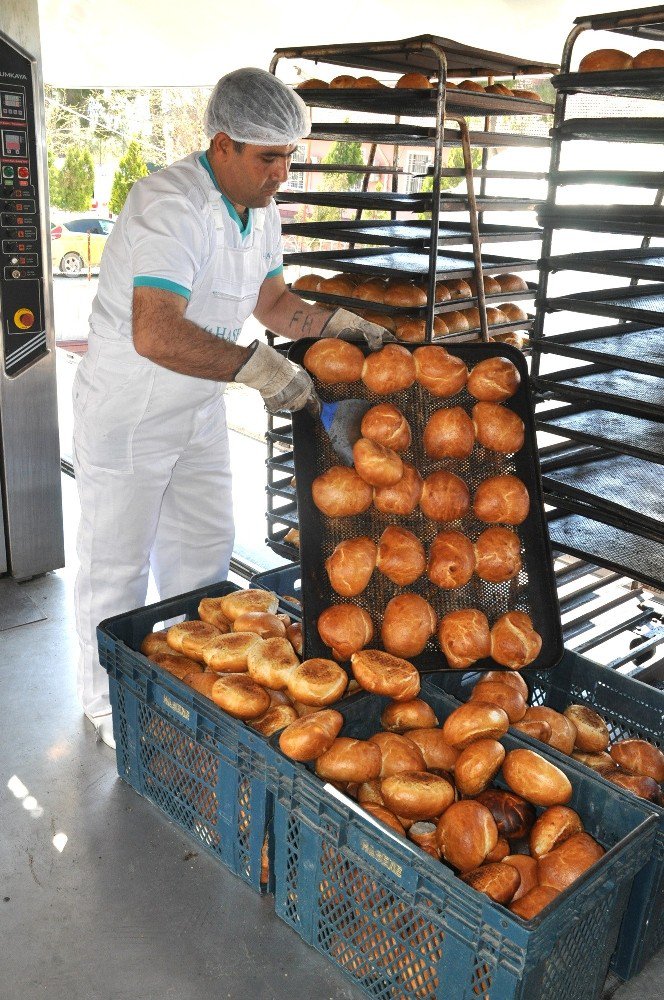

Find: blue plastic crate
<box><xmin>270</xmin><ymin>683</ymin><xmax>656</xmax><ymax>1000</ymax></box>
<box><xmin>97</xmin><ymin>580</ymin><xmax>281</xmax><ymax>895</ymax></box>
<box><xmin>250</xmin><ymin>562</ymin><xmax>302</xmax><ymax>615</ymax></box>
<box><xmin>427</xmin><ymin>649</ymin><xmax>664</xmax><ymax>980</ymax></box>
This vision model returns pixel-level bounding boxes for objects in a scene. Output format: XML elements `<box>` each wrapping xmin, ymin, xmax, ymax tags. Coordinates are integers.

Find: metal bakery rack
<box><xmin>530</xmin><ymin>4</ymin><xmax>664</xmax><ymax>592</ymax></box>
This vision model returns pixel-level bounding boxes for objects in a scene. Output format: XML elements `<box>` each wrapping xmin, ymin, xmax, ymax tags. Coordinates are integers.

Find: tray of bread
<box><xmin>289</xmin><ymin>338</ymin><xmax>563</xmax><ymax>674</ymax></box>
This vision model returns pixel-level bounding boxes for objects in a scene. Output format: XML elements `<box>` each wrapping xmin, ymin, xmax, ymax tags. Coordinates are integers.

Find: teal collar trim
<box><xmin>199</xmin><ymin>152</ymin><xmax>252</xmax><ymax>237</ymax></box>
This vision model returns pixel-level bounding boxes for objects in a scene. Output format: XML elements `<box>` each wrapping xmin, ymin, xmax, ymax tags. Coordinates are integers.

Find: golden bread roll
<box><xmin>502</xmin><ymin>854</ymin><xmax>538</xmax><ymax>902</ymax></box>
<box><xmin>420</xmin><ymin>470</ymin><xmax>471</xmax><ymax>522</ymax></box>
<box><xmin>369</xmin><ymin>732</ymin><xmax>427</xmax><ymax>777</ymax></box>
<box><xmin>475</xmin><ymin>788</ymin><xmax>537</xmax><ymax>840</ymax></box>
<box><xmin>406</xmin><ymin>729</ymin><xmax>459</xmax><ymax>771</ymax></box>
<box><xmin>363</xmin><ymin>804</ymin><xmax>407</xmax><ymax>837</ymax></box>
<box><xmin>291</xmin><ymin>273</ymin><xmax>321</xmax><ymax>294</ymax></box>
<box><xmin>454</xmin><ymin>738</ymin><xmax>506</xmax><ymax>796</ymax></box>
<box><xmin>564</xmin><ymin>704</ymin><xmax>610</xmax><ymax>753</ymax></box>
<box><xmin>303</xmin><ymin>338</ymin><xmax>365</xmax><ymax>383</ymax></box>
<box><xmin>361</xmin><ymin>343</ymin><xmax>417</xmax><ymax>394</ymax></box>
<box><xmin>443</xmin><ymin>310</ymin><xmax>471</xmax><ymax>334</ymax></box>
<box><xmin>458</xmin><ymin>79</ymin><xmax>485</xmax><ymax>93</ymax></box>
<box><xmin>330</xmin><ymin>74</ymin><xmax>358</xmax><ymax>88</ymax></box>
<box><xmin>486</xmin><ymin>307</ymin><xmax>509</xmax><ymax>327</ymax></box>
<box><xmin>351</xmin><ymin>649</ymin><xmax>421</xmax><ymax>701</ymax></box>
<box><xmin>287</xmin><ymin>658</ymin><xmax>348</xmax><ymax>706</ymax></box>
<box><xmin>427</xmin><ymin>529</ymin><xmax>475</xmax><ymax>589</ymax></box>
<box><xmin>537</xmin><ymin>832</ymin><xmax>605</xmax><ymax>891</ymax></box>
<box><xmin>436</xmin><ymin>800</ymin><xmax>498</xmax><ymax>871</ymax></box>
<box><xmin>197</xmin><ymin>598</ymin><xmax>232</xmax><ymax>630</ymax></box>
<box><xmin>438</xmin><ymin>608</ymin><xmax>491</xmax><ymax>669</ymax></box>
<box><xmin>278</xmin><ymin>708</ymin><xmax>344</xmax><ymax>761</ymax></box>
<box><xmin>183</xmin><ymin>669</ymin><xmax>223</xmax><ymax>698</ymax></box>
<box><xmin>325</xmin><ymin>536</ymin><xmax>377</xmax><ymax>597</ymax></box>
<box><xmin>609</xmin><ymin>739</ymin><xmax>664</xmax><ymax>782</ymax></box>
<box><xmin>474</xmin><ymin>475</ymin><xmax>530</xmax><ymax>525</ymax></box>
<box><xmin>315</xmin><ymin>737</ymin><xmax>382</xmax><ymax>782</ymax></box>
<box><xmin>529</xmin><ymin>806</ymin><xmax>584</xmax><ymax>859</ymax></box>
<box><xmin>396</xmin><ymin>72</ymin><xmax>431</xmax><ymax>89</ymax></box>
<box><xmin>246</xmin><ymin>636</ymin><xmax>299</xmax><ymax>689</ymax></box>
<box><xmin>381</xmin><ymin>771</ymin><xmax>455</xmax><ymax>821</ymax></box>
<box><xmin>381</xmin><ymin>699</ymin><xmax>438</xmax><ymax>733</ymax></box>
<box><xmin>413</xmin><ymin>345</ymin><xmax>468</xmax><ymax>397</ymax></box>
<box><xmin>479</xmin><ymin>669</ymin><xmax>529</xmax><ymax>700</ymax></box>
<box><xmin>140</xmin><ymin>629</ymin><xmax>172</xmax><ymax>657</ymax></box>
<box><xmin>467</xmin><ymin>274</ymin><xmax>502</xmax><ymax>296</ymax></box>
<box><xmin>355</xmin><ymin>75</ymin><xmax>385</xmax><ymax>88</ymax></box>
<box><xmin>383</xmin><ymin>282</ymin><xmax>427</xmax><ymax>308</ymax></box>
<box><xmin>461</xmin><ymin>307</ymin><xmax>481</xmax><ymax>330</ymax></box>
<box><xmin>502</xmin><ymin>748</ymin><xmax>573</xmax><ymax>807</ymax></box>
<box><xmin>381</xmin><ymin>593</ymin><xmax>437</xmax><ymax>657</ymax></box>
<box><xmin>496</xmin><ymin>273</ymin><xmax>528</xmax><ymax>293</ymax></box>
<box><xmin>373</xmin><ymin>462</ymin><xmax>423</xmax><ymax>516</ymax></box>
<box><xmin>472</xmin><ymin>402</ymin><xmax>525</xmax><ymax>454</ymax></box>
<box><xmin>151</xmin><ymin>651</ymin><xmax>204</xmax><ymax>680</ymax></box>
<box><xmin>441</xmin><ymin>701</ymin><xmax>510</xmax><ymax>749</ymax></box>
<box><xmin>353</xmin><ymin>437</ymin><xmax>404</xmax><ymax>487</ymax></box>
<box><xmin>578</xmin><ymin>48</ymin><xmax>632</xmax><ymax>72</ymax></box>
<box><xmin>486</xmin><ymin>836</ymin><xmax>510</xmax><ymax>863</ymax></box>
<box><xmin>167</xmin><ymin>620</ymin><xmax>222</xmax><ymax>662</ymax></box>
<box><xmin>284</xmin><ymin>527</ymin><xmax>300</xmax><ymax>548</ymax></box>
<box><xmin>407</xmin><ymin>821</ymin><xmax>439</xmax><ymax>855</ymax></box>
<box><xmin>318</xmin><ymin>274</ymin><xmax>357</xmax><ymax>298</ymax></box>
<box><xmin>467</xmin><ymin>356</ymin><xmax>520</xmax><ymax>402</ymax></box>
<box><xmin>202</xmin><ymin>632</ymin><xmax>262</xmax><ymax>672</ymax></box>
<box><xmin>510</xmin><ymin>885</ymin><xmax>560</xmax><ymax>920</ymax></box>
<box><xmin>604</xmin><ymin>772</ymin><xmax>662</xmax><ymax>802</ymax></box>
<box><xmin>571</xmin><ymin>750</ymin><xmax>617</xmax><ymax>776</ymax></box>
<box><xmin>361</xmin><ymin>402</ymin><xmax>411</xmax><ymax>452</ymax></box>
<box><xmin>312</xmin><ymin>466</ymin><xmax>373</xmax><ymax>517</ymax></box>
<box><xmin>393</xmin><ymin>317</ymin><xmax>426</xmax><ymax>343</ymax></box>
<box><xmin>470</xmin><ymin>679</ymin><xmax>527</xmax><ymax>722</ymax></box>
<box><xmin>354</xmin><ymin>277</ymin><xmax>388</xmax><ymax>303</ymax></box>
<box><xmin>435</xmin><ymin>282</ymin><xmax>451</xmax><ymax>302</ymax></box>
<box><xmin>521</xmin><ymin>706</ymin><xmax>577</xmax><ymax>754</ymax></box>
<box><xmin>296</xmin><ymin>78</ymin><xmax>329</xmax><ymax>89</ymax></box>
<box><xmin>218</xmin><ymin>588</ymin><xmax>279</xmax><ymax>622</ymax></box>
<box><xmin>292</xmin><ymin>701</ymin><xmax>320</xmax><ymax>717</ymax></box>
<box><xmin>491</xmin><ymin>611</ymin><xmax>542</xmax><ymax>669</ymax></box>
<box><xmin>202</xmin><ymin>672</ymin><xmax>271</xmax><ymax>719</ymax></box>
<box><xmin>250</xmin><ymin>704</ymin><xmax>299</xmax><ymax>737</ymax></box>
<box><xmin>461</xmin><ymin>863</ymin><xmax>521</xmax><ymax>905</ymax></box>
<box><xmin>423</xmin><ymin>406</ymin><xmax>475</xmax><ymax>459</ymax></box>
<box><xmin>512</xmin><ymin>89</ymin><xmax>542</xmax><ymax>101</ymax></box>
<box><xmin>286</xmin><ymin>621</ymin><xmax>303</xmax><ymax>656</ymax></box>
<box><xmin>445</xmin><ymin>278</ymin><xmax>472</xmax><ymax>300</ymax></box>
<box><xmin>486</xmin><ymin>82</ymin><xmax>513</xmax><ymax>96</ymax></box>
<box><xmin>633</xmin><ymin>48</ymin><xmax>664</xmax><ymax>69</ymax></box>
<box><xmin>474</xmin><ymin>526</ymin><xmax>522</xmax><ymax>583</ymax></box>
<box><xmin>499</xmin><ymin>302</ymin><xmax>529</xmax><ymax>322</ymax></box>
<box><xmin>357</xmin><ymin>778</ymin><xmax>384</xmax><ymax>806</ymax></box>
<box><xmin>317</xmin><ymin>603</ymin><xmax>374</xmax><ymax>661</ymax></box>
<box><xmin>362</xmin><ymin>311</ymin><xmax>397</xmax><ymax>332</ymax></box>
<box><xmin>377</xmin><ymin>525</ymin><xmax>426</xmax><ymax>586</ymax></box>
<box><xmin>232</xmin><ymin>611</ymin><xmax>286</xmax><ymax>639</ymax></box>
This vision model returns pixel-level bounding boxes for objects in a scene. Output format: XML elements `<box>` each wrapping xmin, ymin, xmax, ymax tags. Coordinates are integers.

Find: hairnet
<box><xmin>204</xmin><ymin>67</ymin><xmax>310</xmax><ymax>145</ymax></box>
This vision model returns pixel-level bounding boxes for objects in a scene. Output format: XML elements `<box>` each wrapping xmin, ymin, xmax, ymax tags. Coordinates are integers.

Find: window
<box><xmin>407</xmin><ymin>153</ymin><xmax>432</xmax><ymax>193</ymax></box>
<box><xmin>287</xmin><ymin>144</ymin><xmax>307</xmax><ymax>192</ymax></box>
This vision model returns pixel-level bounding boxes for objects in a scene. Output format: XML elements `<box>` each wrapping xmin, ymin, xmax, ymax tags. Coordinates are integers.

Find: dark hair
<box><xmin>232</xmin><ymin>140</ymin><xmax>245</xmax><ymax>154</ymax></box>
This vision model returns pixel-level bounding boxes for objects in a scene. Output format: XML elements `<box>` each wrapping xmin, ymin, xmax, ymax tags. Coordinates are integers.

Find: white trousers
<box><xmin>72</xmin><ymin>344</ymin><xmax>234</xmax><ymax>719</ymax></box>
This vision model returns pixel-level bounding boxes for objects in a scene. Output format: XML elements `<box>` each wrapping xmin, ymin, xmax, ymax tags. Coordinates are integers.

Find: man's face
<box><xmin>214</xmin><ymin>137</ymin><xmax>297</xmax><ymax>209</ymax></box>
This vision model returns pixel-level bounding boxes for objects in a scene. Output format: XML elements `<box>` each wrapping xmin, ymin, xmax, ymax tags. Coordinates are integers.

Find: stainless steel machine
<box><xmin>0</xmin><ymin>2</ymin><xmax>64</xmax><ymax>579</ymax></box>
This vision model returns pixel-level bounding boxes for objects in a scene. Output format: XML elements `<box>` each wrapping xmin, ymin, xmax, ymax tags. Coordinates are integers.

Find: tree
<box><xmin>321</xmin><ymin>138</ymin><xmax>365</xmax><ymax>190</ymax></box>
<box><xmin>109</xmin><ymin>140</ymin><xmax>149</xmax><ymax>216</ymax></box>
<box><xmin>47</xmin><ymin>148</ymin><xmax>61</xmax><ymax>208</ymax></box>
<box><xmin>57</xmin><ymin>146</ymin><xmax>95</xmax><ymax>211</ymax></box>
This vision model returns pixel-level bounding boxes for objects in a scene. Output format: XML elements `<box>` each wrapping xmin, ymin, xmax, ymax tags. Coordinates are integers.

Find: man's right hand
<box><xmin>233</xmin><ymin>340</ymin><xmax>314</xmax><ymax>414</ymax></box>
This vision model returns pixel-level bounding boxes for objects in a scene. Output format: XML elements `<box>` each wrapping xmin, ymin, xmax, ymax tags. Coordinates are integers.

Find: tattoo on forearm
<box><xmin>289</xmin><ymin>309</ymin><xmax>303</xmax><ymax>328</ymax></box>
<box><xmin>289</xmin><ymin>309</ymin><xmax>314</xmax><ymax>334</ymax></box>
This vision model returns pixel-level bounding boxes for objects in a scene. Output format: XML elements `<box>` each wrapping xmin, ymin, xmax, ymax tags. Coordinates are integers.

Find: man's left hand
<box><xmin>320</xmin><ymin>307</ymin><xmax>396</xmax><ymax>351</ymax></box>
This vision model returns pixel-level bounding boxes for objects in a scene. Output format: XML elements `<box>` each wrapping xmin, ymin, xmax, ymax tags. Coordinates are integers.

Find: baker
<box><xmin>72</xmin><ymin>67</ymin><xmax>386</xmax><ymax>747</ymax></box>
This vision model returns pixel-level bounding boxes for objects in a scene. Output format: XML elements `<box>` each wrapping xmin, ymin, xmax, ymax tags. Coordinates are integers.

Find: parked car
<box><xmin>50</xmin><ymin>217</ymin><xmax>114</xmax><ymax>275</ymax></box>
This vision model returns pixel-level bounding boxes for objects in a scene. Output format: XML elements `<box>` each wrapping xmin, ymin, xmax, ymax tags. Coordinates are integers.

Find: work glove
<box><xmin>320</xmin><ymin>307</ymin><xmax>396</xmax><ymax>352</ymax></box>
<box><xmin>233</xmin><ymin>340</ymin><xmax>314</xmax><ymax>414</ymax></box>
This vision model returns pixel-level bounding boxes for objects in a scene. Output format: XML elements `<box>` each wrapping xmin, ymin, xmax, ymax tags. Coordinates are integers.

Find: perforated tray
<box><xmin>281</xmin><ymin>219</ymin><xmax>543</xmax><ymax>247</ymax></box>
<box><xmin>536</xmin><ymin>406</ymin><xmax>664</xmax><ymax>464</ymax></box>
<box><xmin>552</xmin><ymin>67</ymin><xmax>664</xmax><ymax>100</ymax></box>
<box><xmin>546</xmin><ymin>283</ymin><xmax>664</xmax><ymax>324</ymax></box>
<box><xmin>535</xmin><ymin>367</ymin><xmax>664</xmax><ymax>419</ymax></box>
<box><xmin>533</xmin><ymin>325</ymin><xmax>664</xmax><ymax>377</ymax></box>
<box><xmin>288</xmin><ymin>339</ymin><xmax>562</xmax><ymax>672</ymax></box>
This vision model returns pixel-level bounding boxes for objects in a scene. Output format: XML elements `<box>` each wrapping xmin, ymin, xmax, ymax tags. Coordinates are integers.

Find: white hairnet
<box><xmin>204</xmin><ymin>67</ymin><xmax>310</xmax><ymax>145</ymax></box>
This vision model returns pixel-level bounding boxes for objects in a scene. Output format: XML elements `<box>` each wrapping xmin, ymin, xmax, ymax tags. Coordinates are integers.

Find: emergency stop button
<box><xmin>17</xmin><ymin>167</ymin><xmax>29</xmax><ymax>179</ymax></box>
<box><xmin>13</xmin><ymin>307</ymin><xmax>35</xmax><ymax>330</ymax></box>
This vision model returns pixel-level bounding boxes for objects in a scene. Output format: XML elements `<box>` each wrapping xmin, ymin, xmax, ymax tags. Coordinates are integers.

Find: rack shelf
<box><xmin>536</xmin><ymin>404</ymin><xmax>664</xmax><ymax>464</ymax></box>
<box><xmin>535</xmin><ymin>366</ymin><xmax>664</xmax><ymax>419</ymax></box>
<box><xmin>282</xmin><ymin>247</ymin><xmax>538</xmax><ymax>278</ymax></box>
<box><xmin>552</xmin><ymin>67</ymin><xmax>664</xmax><ymax>99</ymax></box>
<box><xmin>543</xmin><ymin>249</ymin><xmax>664</xmax><ymax>282</ymax></box>
<box><xmin>537</xmin><ymin>204</ymin><xmax>664</xmax><ymax>237</ymax></box>
<box><xmin>309</xmin><ymin>122</ymin><xmax>551</xmax><ymax>148</ymax></box>
<box><xmin>281</xmin><ymin>219</ymin><xmax>544</xmax><ymax>247</ymax></box>
<box><xmin>544</xmin><ymin>283</ymin><xmax>664</xmax><ymax>324</ymax></box>
<box><xmin>532</xmin><ymin>324</ymin><xmax>664</xmax><ymax>377</ymax></box>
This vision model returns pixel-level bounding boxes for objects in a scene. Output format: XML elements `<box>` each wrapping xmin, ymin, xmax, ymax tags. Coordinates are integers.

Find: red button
<box><xmin>17</xmin><ymin>167</ymin><xmax>29</xmax><ymax>179</ymax></box>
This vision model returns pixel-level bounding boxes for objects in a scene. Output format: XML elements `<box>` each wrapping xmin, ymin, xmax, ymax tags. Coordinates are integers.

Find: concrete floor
<box><xmin>1</xmin><ymin>473</ymin><xmax>662</xmax><ymax>1000</ymax></box>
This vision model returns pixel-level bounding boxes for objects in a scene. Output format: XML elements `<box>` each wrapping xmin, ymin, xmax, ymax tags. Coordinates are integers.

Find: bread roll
<box><xmin>377</xmin><ymin>525</ymin><xmax>426</xmax><ymax>586</ymax></box>
<box><xmin>521</xmin><ymin>706</ymin><xmax>577</xmax><ymax>755</ymax></box>
<box><xmin>330</xmin><ymin>74</ymin><xmax>358</xmax><ymax>88</ymax></box>
<box><xmin>218</xmin><ymin>588</ymin><xmax>279</xmax><ymax>622</ymax></box>
<box><xmin>460</xmin><ymin>307</ymin><xmax>481</xmax><ymax>330</ymax></box>
<box><xmin>140</xmin><ymin>629</ymin><xmax>172</xmax><ymax>657</ymax></box>
<box><xmin>443</xmin><ymin>278</ymin><xmax>471</xmax><ymax>300</ymax></box>
<box><xmin>373</xmin><ymin>462</ymin><xmax>423</xmax><ymax>516</ymax></box>
<box><xmin>571</xmin><ymin>750</ymin><xmax>617</xmax><ymax>776</ymax></box>
<box><xmin>167</xmin><ymin>620</ymin><xmax>221</xmax><ymax>662</ymax></box>
<box><xmin>232</xmin><ymin>611</ymin><xmax>286</xmax><ymax>639</ymax></box>
<box><xmin>578</xmin><ymin>49</ymin><xmax>632</xmax><ymax>72</ymax></box>
<box><xmin>538</xmin><ymin>832</ymin><xmax>605</xmax><ymax>891</ymax></box>
<box><xmin>152</xmin><ymin>651</ymin><xmax>204</xmax><ymax>680</ymax></box>
<box><xmin>495</xmin><ymin>273</ymin><xmax>528</xmax><ymax>294</ymax></box>
<box><xmin>286</xmin><ymin>621</ymin><xmax>303</xmax><ymax>656</ymax></box>
<box><xmin>396</xmin><ymin>72</ymin><xmax>431</xmax><ymax>89</ymax></box>
<box><xmin>474</xmin><ymin>788</ymin><xmax>536</xmax><ymax>840</ymax></box>
<box><xmin>246</xmin><ymin>636</ymin><xmax>299</xmax><ymax>689</ymax></box>
<box><xmin>491</xmin><ymin>612</ymin><xmax>542</xmax><ymax>670</ymax></box>
<box><xmin>351</xmin><ymin>649</ymin><xmax>421</xmax><ymax>701</ymax></box>
<box><xmin>454</xmin><ymin>738</ymin><xmax>506</xmax><ymax>796</ymax></box>
<box><xmin>278</xmin><ymin>708</ymin><xmax>344</xmax><ymax>761</ymax></box>
<box><xmin>296</xmin><ymin>78</ymin><xmax>329</xmax><ymax>90</ymax></box>
<box><xmin>499</xmin><ymin>302</ymin><xmax>529</xmax><ymax>322</ymax></box>
<box><xmin>486</xmin><ymin>836</ymin><xmax>510</xmax><ymax>863</ymax></box>
<box><xmin>325</xmin><ymin>536</ymin><xmax>377</xmax><ymax>597</ymax></box>
<box><xmin>284</xmin><ymin>527</ymin><xmax>300</xmax><ymax>548</ymax></box>
<box><xmin>406</xmin><ymin>729</ymin><xmax>459</xmax><ymax>771</ymax></box>
<box><xmin>202</xmin><ymin>632</ymin><xmax>262</xmax><ymax>672</ymax></box>
<box><xmin>318</xmin><ymin>274</ymin><xmax>357</xmax><ymax>298</ymax></box>
<box><xmin>502</xmin><ymin>748</ymin><xmax>573</xmax><ymax>807</ymax></box>
<box><xmin>513</xmin><ymin>719</ymin><xmax>552</xmax><ymax>743</ymax></box>
<box><xmin>474</xmin><ymin>475</ymin><xmax>530</xmax><ymax>525</ymax></box>
<box><xmin>381</xmin><ymin>699</ymin><xmax>438</xmax><ymax>733</ymax></box>
<box><xmin>564</xmin><ymin>704</ymin><xmax>610</xmax><ymax>753</ymax></box>
<box><xmin>423</xmin><ymin>406</ymin><xmax>475</xmax><ymax>459</ymax></box>
<box><xmin>459</xmin><ymin>79</ymin><xmax>485</xmax><ymax>93</ymax></box>
<box><xmin>470</xmin><ymin>679</ymin><xmax>527</xmax><ymax>723</ymax></box>
<box><xmin>413</xmin><ymin>345</ymin><xmax>468</xmax><ymax>397</ymax></box>
<box><xmin>287</xmin><ymin>658</ymin><xmax>348</xmax><ymax>706</ymax></box>
<box><xmin>357</xmin><ymin>778</ymin><xmax>384</xmax><ymax>806</ymax></box>
<box><xmin>353</xmin><ymin>437</ymin><xmax>404</xmax><ymax>487</ymax></box>
<box><xmin>441</xmin><ymin>701</ymin><xmax>510</xmax><ymax>749</ymax></box>
<box><xmin>513</xmin><ymin>89</ymin><xmax>542</xmax><ymax>101</ymax></box>
<box><xmin>486</xmin><ymin>82</ymin><xmax>513</xmax><ymax>96</ymax></box>
<box><xmin>250</xmin><ymin>704</ymin><xmax>299</xmax><ymax>737</ymax></box>
<box><xmin>363</xmin><ymin>804</ymin><xmax>407</xmax><ymax>837</ymax></box>
<box><xmin>393</xmin><ymin>317</ymin><xmax>426</xmax><ymax>343</ymax></box>
<box><xmin>408</xmin><ymin>821</ymin><xmax>439</xmax><ymax>855</ymax></box>
<box><xmin>633</xmin><ymin>49</ymin><xmax>664</xmax><ymax>69</ymax></box>
<box><xmin>354</xmin><ymin>277</ymin><xmax>387</xmax><ymax>303</ymax></box>
<box><xmin>420</xmin><ymin>470</ymin><xmax>471</xmax><ymax>523</ymax></box>
<box><xmin>303</xmin><ymin>338</ymin><xmax>365</xmax><ymax>383</ymax></box>
<box><xmin>197</xmin><ymin>598</ymin><xmax>233</xmax><ymax>631</ymax></box>
<box><xmin>443</xmin><ymin>310</ymin><xmax>472</xmax><ymax>334</ymax></box>
<box><xmin>529</xmin><ymin>806</ymin><xmax>584</xmax><ymax>859</ymax></box>
<box><xmin>609</xmin><ymin>739</ymin><xmax>664</xmax><ymax>782</ymax></box>
<box><xmin>203</xmin><ymin>673</ymin><xmax>271</xmax><ymax>719</ymax></box>
<box><xmin>383</xmin><ymin>282</ymin><xmax>427</xmax><ymax>308</ymax></box>
<box><xmin>436</xmin><ymin>800</ymin><xmax>498</xmax><ymax>871</ymax></box>
<box><xmin>361</xmin><ymin>403</ymin><xmax>412</xmax><ymax>452</ymax></box>
<box><xmin>312</xmin><ymin>466</ymin><xmax>373</xmax><ymax>517</ymax></box>
<box><xmin>474</xmin><ymin>526</ymin><xmax>522</xmax><ymax>583</ymax></box>
<box><xmin>502</xmin><ymin>854</ymin><xmax>538</xmax><ymax>902</ymax></box>
<box><xmin>369</xmin><ymin>732</ymin><xmax>427</xmax><ymax>777</ymax></box>
<box><xmin>265</xmin><ymin>687</ymin><xmax>293</xmax><ymax>708</ymax></box>
<box><xmin>510</xmin><ymin>885</ymin><xmax>560</xmax><ymax>920</ymax></box>
<box><xmin>291</xmin><ymin>273</ymin><xmax>321</xmax><ymax>294</ymax></box>
<box><xmin>478</xmin><ymin>669</ymin><xmax>529</xmax><ymax>700</ymax></box>
<box><xmin>438</xmin><ymin>608</ymin><xmax>491</xmax><ymax>669</ymax></box>
<box><xmin>473</xmin><ymin>402</ymin><xmax>525</xmax><ymax>454</ymax></box>
<box><xmin>381</xmin><ymin>771</ymin><xmax>455</xmax><ymax>821</ymax></box>
<box><xmin>361</xmin><ymin>343</ymin><xmax>417</xmax><ymax>395</ymax></box>
<box><xmin>461</xmin><ymin>862</ymin><xmax>521</xmax><ymax>905</ymax></box>
<box><xmin>605</xmin><ymin>772</ymin><xmax>662</xmax><ymax>802</ymax></box>
<box><xmin>468</xmin><ymin>274</ymin><xmax>502</xmax><ymax>297</ymax></box>
<box><xmin>362</xmin><ymin>311</ymin><xmax>397</xmax><ymax>332</ymax></box>
<box><xmin>434</xmin><ymin>282</ymin><xmax>451</xmax><ymax>303</ymax></box>
<box><xmin>381</xmin><ymin>593</ymin><xmax>437</xmax><ymax>657</ymax></box>
<box><xmin>355</xmin><ymin>75</ymin><xmax>385</xmax><ymax>89</ymax></box>
<box><xmin>487</xmin><ymin>307</ymin><xmax>509</xmax><ymax>327</ymax></box>
<box><xmin>467</xmin><ymin>356</ymin><xmax>520</xmax><ymax>402</ymax></box>
<box><xmin>315</xmin><ymin>737</ymin><xmax>382</xmax><ymax>782</ymax></box>
<box><xmin>184</xmin><ymin>669</ymin><xmax>222</xmax><ymax>699</ymax></box>
<box><xmin>427</xmin><ymin>530</ymin><xmax>475</xmax><ymax>589</ymax></box>
<box><xmin>317</xmin><ymin>603</ymin><xmax>374</xmax><ymax>661</ymax></box>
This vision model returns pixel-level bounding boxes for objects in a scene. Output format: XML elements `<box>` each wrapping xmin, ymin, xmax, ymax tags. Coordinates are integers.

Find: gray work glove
<box><xmin>233</xmin><ymin>340</ymin><xmax>314</xmax><ymax>414</ymax></box>
<box><xmin>320</xmin><ymin>307</ymin><xmax>396</xmax><ymax>352</ymax></box>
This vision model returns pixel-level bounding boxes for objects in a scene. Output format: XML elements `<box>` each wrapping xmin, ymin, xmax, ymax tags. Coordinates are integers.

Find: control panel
<box><xmin>0</xmin><ymin>35</ymin><xmax>45</xmax><ymax>376</ymax></box>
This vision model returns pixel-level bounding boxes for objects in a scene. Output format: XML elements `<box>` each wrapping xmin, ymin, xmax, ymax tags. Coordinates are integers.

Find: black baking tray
<box><xmin>535</xmin><ymin>404</ymin><xmax>664</xmax><ymax>464</ymax></box>
<box><xmin>283</xmin><ymin>247</ymin><xmax>538</xmax><ymax>279</ymax></box>
<box><xmin>287</xmin><ymin>339</ymin><xmax>563</xmax><ymax>673</ymax></box>
<box><xmin>308</xmin><ymin>122</ymin><xmax>551</xmax><ymax>148</ymax></box>
<box><xmin>538</xmin><ymin>205</ymin><xmax>664</xmax><ymax>237</ymax></box>
<box><xmin>281</xmin><ymin>219</ymin><xmax>544</xmax><ymax>247</ymax></box>
<box><xmin>296</xmin><ymin>87</ymin><xmax>552</xmax><ymax>118</ymax></box>
<box><xmin>534</xmin><ymin>366</ymin><xmax>664</xmax><ymax>419</ymax></box>
<box><xmin>545</xmin><ymin>282</ymin><xmax>664</xmax><ymax>323</ymax></box>
<box><xmin>532</xmin><ymin>324</ymin><xmax>664</xmax><ymax>377</ymax></box>
<box><xmin>543</xmin><ymin>249</ymin><xmax>664</xmax><ymax>282</ymax></box>
<box><xmin>552</xmin><ymin>68</ymin><xmax>664</xmax><ymax>100</ymax></box>
<box><xmin>289</xmin><ymin>283</ymin><xmax>536</xmax><ymax>320</ymax></box>
<box><xmin>555</xmin><ymin>169</ymin><xmax>664</xmax><ymax>188</ymax></box>
<box><xmin>554</xmin><ymin>117</ymin><xmax>664</xmax><ymax>143</ymax></box>
<box><xmin>277</xmin><ymin>189</ymin><xmax>545</xmax><ymax>213</ymax></box>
